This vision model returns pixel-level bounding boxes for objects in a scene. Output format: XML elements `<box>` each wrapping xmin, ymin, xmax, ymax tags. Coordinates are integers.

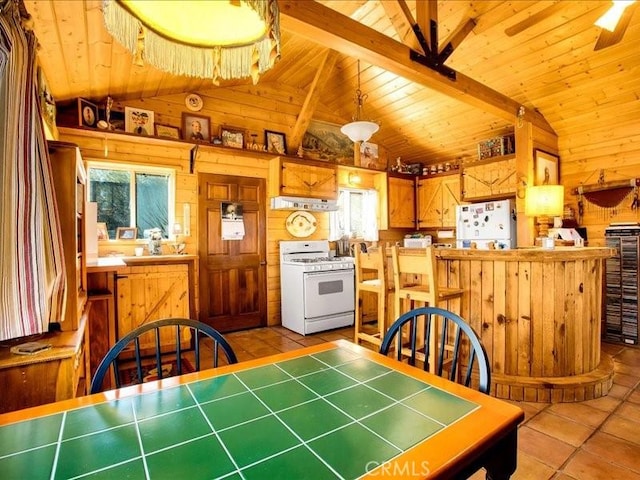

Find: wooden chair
<box><xmin>354</xmin><ymin>247</ymin><xmax>389</xmax><ymax>347</ymax></box>
<box><xmin>391</xmin><ymin>245</ymin><xmax>465</xmax><ymax>370</ymax></box>
<box><xmin>90</xmin><ymin>318</ymin><xmax>238</xmax><ymax>393</ymax></box>
<box><xmin>380</xmin><ymin>306</ymin><xmax>491</xmax><ymax>394</ymax></box>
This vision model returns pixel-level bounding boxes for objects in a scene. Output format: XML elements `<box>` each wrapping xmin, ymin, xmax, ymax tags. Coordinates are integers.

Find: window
<box><xmin>87</xmin><ymin>162</ymin><xmax>175</xmax><ymax>240</ymax></box>
<box><xmin>330</xmin><ymin>187</ymin><xmax>378</xmax><ymax>241</ymax></box>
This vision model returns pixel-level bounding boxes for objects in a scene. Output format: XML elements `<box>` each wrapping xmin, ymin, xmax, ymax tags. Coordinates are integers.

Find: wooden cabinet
<box><xmin>49</xmin><ymin>141</ymin><xmax>87</xmax><ymax>330</ymax></box>
<box><xmin>0</xmin><ymin>309</ymin><xmax>88</xmax><ymax>413</ymax></box>
<box><xmin>416</xmin><ymin>174</ymin><xmax>461</xmax><ymax>229</ymax></box>
<box><xmin>277</xmin><ymin>159</ymin><xmax>338</xmax><ymax>199</ymax></box>
<box><xmin>116</xmin><ymin>264</ymin><xmax>190</xmax><ymax>350</ymax></box>
<box><xmin>461</xmin><ymin>154</ymin><xmax>517</xmax><ymax>201</ymax></box>
<box><xmin>387</xmin><ymin>175</ymin><xmax>415</xmax><ymax>229</ymax></box>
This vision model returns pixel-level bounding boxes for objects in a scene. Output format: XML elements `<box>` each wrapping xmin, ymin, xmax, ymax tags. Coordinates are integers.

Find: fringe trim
<box><xmin>102</xmin><ymin>0</ymin><xmax>281</xmax><ymax>81</ymax></box>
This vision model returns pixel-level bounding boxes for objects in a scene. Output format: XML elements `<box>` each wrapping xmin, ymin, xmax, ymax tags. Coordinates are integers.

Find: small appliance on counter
<box><xmin>403</xmin><ymin>236</ymin><xmax>432</xmax><ymax>248</ymax></box>
<box><xmin>456</xmin><ymin>199</ymin><xmax>517</xmax><ymax>249</ymax></box>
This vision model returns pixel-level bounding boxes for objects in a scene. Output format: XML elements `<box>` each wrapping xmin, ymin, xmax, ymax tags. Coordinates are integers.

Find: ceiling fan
<box><xmin>505</xmin><ymin>0</ymin><xmax>637</xmax><ymax>51</ymax></box>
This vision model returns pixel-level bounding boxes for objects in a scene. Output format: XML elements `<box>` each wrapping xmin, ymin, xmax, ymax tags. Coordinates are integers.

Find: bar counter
<box><xmin>434</xmin><ymin>246</ymin><xmax>616</xmax><ymax>402</ymax></box>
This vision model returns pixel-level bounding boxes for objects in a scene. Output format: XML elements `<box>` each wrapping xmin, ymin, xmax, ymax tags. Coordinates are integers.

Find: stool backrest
<box><xmin>391</xmin><ymin>245</ymin><xmax>438</xmax><ymax>303</ymax></box>
<box><xmin>355</xmin><ymin>247</ymin><xmax>386</xmax><ymax>286</ymax></box>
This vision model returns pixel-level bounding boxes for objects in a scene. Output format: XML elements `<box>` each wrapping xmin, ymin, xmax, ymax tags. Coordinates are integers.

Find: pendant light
<box><xmin>341</xmin><ymin>60</ymin><xmax>379</xmax><ymax>143</ymax></box>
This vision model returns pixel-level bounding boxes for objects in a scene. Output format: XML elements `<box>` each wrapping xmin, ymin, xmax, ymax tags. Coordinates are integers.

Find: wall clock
<box><xmin>185</xmin><ymin>93</ymin><xmax>203</xmax><ymax>112</ymax></box>
<box><xmin>285</xmin><ymin>211</ymin><xmax>317</xmax><ymax>238</ymax></box>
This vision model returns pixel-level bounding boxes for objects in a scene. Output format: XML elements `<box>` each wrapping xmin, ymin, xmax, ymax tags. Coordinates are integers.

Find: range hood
<box><xmin>271</xmin><ymin>196</ymin><xmax>339</xmax><ymax>211</ymax></box>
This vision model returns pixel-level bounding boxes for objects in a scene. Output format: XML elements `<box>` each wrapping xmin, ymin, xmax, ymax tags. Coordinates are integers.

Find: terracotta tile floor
<box><xmin>215</xmin><ymin>325</ymin><xmax>640</xmax><ymax>479</ymax></box>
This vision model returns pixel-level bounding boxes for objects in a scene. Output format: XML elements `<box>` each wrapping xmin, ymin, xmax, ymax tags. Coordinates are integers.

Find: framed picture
<box><xmin>125</xmin><ymin>107</ymin><xmax>154</xmax><ymax>136</ymax></box>
<box><xmin>359</xmin><ymin>142</ymin><xmax>387</xmax><ymax>170</ymax></box>
<box><xmin>302</xmin><ymin>120</ymin><xmax>354</xmax><ymax>164</ymax></box>
<box><xmin>155</xmin><ymin>124</ymin><xmax>181</xmax><ymax>140</ymax></box>
<box><xmin>220</xmin><ymin>126</ymin><xmax>245</xmax><ymax>149</ymax></box>
<box><xmin>78</xmin><ymin>98</ymin><xmax>98</xmax><ymax>128</ymax></box>
<box><xmin>534</xmin><ymin>149</ymin><xmax>559</xmax><ymax>185</ymax></box>
<box><xmin>96</xmin><ymin>222</ymin><xmax>109</xmax><ymax>241</ymax></box>
<box><xmin>115</xmin><ymin>227</ymin><xmax>137</xmax><ymax>240</ymax></box>
<box><xmin>182</xmin><ymin>112</ymin><xmax>210</xmax><ymax>142</ymax></box>
<box><xmin>265</xmin><ymin>130</ymin><xmax>287</xmax><ymax>155</ymax></box>
<box><xmin>108</xmin><ymin>110</ymin><xmax>125</xmax><ymax>131</ymax></box>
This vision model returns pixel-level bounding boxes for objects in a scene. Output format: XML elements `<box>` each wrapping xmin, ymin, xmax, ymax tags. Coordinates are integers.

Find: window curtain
<box><xmin>0</xmin><ymin>0</ymin><xmax>66</xmax><ymax>341</ymax></box>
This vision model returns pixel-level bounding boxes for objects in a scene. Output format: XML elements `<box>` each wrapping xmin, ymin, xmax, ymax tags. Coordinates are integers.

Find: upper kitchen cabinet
<box><xmin>49</xmin><ymin>141</ymin><xmax>87</xmax><ymax>330</ymax></box>
<box><xmin>272</xmin><ymin>158</ymin><xmax>338</xmax><ymax>200</ymax></box>
<box><xmin>416</xmin><ymin>174</ymin><xmax>461</xmax><ymax>229</ymax></box>
<box><xmin>461</xmin><ymin>155</ymin><xmax>517</xmax><ymax>202</ymax></box>
<box><xmin>387</xmin><ymin>174</ymin><xmax>415</xmax><ymax>229</ymax></box>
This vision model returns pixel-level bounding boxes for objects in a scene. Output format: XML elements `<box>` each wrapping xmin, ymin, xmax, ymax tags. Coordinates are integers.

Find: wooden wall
<box><xmin>559</xmin><ymin>113</ymin><xmax>640</xmax><ymax>245</ymax></box>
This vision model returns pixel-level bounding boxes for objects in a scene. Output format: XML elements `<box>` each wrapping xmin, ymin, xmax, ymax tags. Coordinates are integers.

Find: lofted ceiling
<box><xmin>23</xmin><ymin>1</ymin><xmax>640</xmax><ymax>166</ymax></box>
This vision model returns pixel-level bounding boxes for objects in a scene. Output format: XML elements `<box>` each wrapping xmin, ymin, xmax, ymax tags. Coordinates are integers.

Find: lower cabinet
<box><xmin>116</xmin><ymin>264</ymin><xmax>190</xmax><ymax>352</ymax></box>
<box><xmin>0</xmin><ymin>311</ymin><xmax>88</xmax><ymax>413</ymax></box>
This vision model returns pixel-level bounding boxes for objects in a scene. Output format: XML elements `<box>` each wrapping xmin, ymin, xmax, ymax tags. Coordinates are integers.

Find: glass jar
<box><xmin>147</xmin><ymin>228</ymin><xmax>163</xmax><ymax>255</ymax></box>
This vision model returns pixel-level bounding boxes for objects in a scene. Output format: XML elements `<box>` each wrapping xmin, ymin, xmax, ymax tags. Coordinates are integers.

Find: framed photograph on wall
<box><xmin>155</xmin><ymin>124</ymin><xmax>181</xmax><ymax>140</ymax></box>
<box><xmin>265</xmin><ymin>130</ymin><xmax>287</xmax><ymax>155</ymax></box>
<box><xmin>220</xmin><ymin>126</ymin><xmax>246</xmax><ymax>149</ymax></box>
<box><xmin>124</xmin><ymin>107</ymin><xmax>154</xmax><ymax>136</ymax></box>
<box><xmin>78</xmin><ymin>98</ymin><xmax>98</xmax><ymax>128</ymax></box>
<box><xmin>115</xmin><ymin>227</ymin><xmax>137</xmax><ymax>240</ymax></box>
<box><xmin>96</xmin><ymin>222</ymin><xmax>109</xmax><ymax>241</ymax></box>
<box><xmin>182</xmin><ymin>112</ymin><xmax>210</xmax><ymax>142</ymax></box>
<box><xmin>534</xmin><ymin>149</ymin><xmax>559</xmax><ymax>185</ymax></box>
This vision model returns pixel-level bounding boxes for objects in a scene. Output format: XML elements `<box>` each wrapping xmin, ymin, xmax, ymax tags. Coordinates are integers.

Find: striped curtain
<box><xmin>0</xmin><ymin>1</ymin><xmax>66</xmax><ymax>341</ymax></box>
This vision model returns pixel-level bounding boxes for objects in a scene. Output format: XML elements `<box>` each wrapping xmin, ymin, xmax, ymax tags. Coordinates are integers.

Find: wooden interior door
<box><xmin>198</xmin><ymin>173</ymin><xmax>267</xmax><ymax>332</ymax></box>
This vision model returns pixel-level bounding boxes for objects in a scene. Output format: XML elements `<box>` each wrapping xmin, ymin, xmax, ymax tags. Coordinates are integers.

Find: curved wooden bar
<box><xmin>435</xmin><ymin>247</ymin><xmax>616</xmax><ymax>402</ymax></box>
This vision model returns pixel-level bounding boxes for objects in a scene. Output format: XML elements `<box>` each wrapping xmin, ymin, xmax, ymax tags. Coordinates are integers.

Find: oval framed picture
<box><xmin>185</xmin><ymin>93</ymin><xmax>203</xmax><ymax>112</ymax></box>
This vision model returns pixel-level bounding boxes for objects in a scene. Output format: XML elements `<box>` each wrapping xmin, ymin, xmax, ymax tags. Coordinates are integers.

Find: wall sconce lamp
<box><xmin>348</xmin><ymin>172</ymin><xmax>362</xmax><ymax>185</ymax></box>
<box><xmin>525</xmin><ymin>185</ymin><xmax>565</xmax><ymax>238</ymax></box>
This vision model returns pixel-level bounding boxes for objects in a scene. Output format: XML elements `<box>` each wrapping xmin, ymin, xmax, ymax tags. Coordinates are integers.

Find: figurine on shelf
<box><xmin>297</xmin><ymin>145</ymin><xmax>304</xmax><ymax>158</ymax></box>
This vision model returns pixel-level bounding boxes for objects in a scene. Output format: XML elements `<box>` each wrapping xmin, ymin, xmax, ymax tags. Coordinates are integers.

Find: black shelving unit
<box><xmin>604</xmin><ymin>226</ymin><xmax>640</xmax><ymax>345</ymax></box>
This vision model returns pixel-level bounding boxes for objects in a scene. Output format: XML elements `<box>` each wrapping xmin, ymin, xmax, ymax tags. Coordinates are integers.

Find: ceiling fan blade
<box><xmin>594</xmin><ymin>3</ymin><xmax>636</xmax><ymax>50</ymax></box>
<box><xmin>505</xmin><ymin>2</ymin><xmax>566</xmax><ymax>37</ymax></box>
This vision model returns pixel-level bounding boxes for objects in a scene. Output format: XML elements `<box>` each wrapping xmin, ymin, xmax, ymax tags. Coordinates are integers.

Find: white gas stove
<box><xmin>279</xmin><ymin>240</ymin><xmax>354</xmax><ymax>335</ymax></box>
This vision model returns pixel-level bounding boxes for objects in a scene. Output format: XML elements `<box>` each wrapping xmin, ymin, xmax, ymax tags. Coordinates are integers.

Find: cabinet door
<box><xmin>441</xmin><ymin>175</ymin><xmax>461</xmax><ymax>227</ymax></box>
<box><xmin>416</xmin><ymin>177</ymin><xmax>443</xmax><ymax>228</ymax></box>
<box><xmin>462</xmin><ymin>155</ymin><xmax>516</xmax><ymax>201</ymax></box>
<box><xmin>388</xmin><ymin>176</ymin><xmax>415</xmax><ymax>228</ymax></box>
<box><xmin>280</xmin><ymin>161</ymin><xmax>337</xmax><ymax>199</ymax></box>
<box><xmin>116</xmin><ymin>265</ymin><xmax>190</xmax><ymax>350</ymax></box>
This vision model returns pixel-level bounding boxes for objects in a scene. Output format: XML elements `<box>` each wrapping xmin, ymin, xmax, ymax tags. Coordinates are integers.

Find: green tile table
<box><xmin>0</xmin><ymin>340</ymin><xmax>523</xmax><ymax>479</ymax></box>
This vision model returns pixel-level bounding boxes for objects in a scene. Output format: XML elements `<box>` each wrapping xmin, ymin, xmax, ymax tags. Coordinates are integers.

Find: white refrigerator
<box><xmin>456</xmin><ymin>199</ymin><xmax>517</xmax><ymax>249</ymax></box>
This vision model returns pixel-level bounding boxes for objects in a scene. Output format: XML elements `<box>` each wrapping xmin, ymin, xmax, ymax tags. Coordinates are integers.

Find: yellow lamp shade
<box><xmin>525</xmin><ymin>185</ymin><xmax>565</xmax><ymax>217</ymax></box>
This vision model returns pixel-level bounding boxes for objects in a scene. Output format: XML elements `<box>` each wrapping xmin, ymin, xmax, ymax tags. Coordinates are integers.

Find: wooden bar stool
<box><xmin>354</xmin><ymin>247</ymin><xmax>388</xmax><ymax>347</ymax></box>
<box><xmin>391</xmin><ymin>245</ymin><xmax>465</xmax><ymax>370</ymax></box>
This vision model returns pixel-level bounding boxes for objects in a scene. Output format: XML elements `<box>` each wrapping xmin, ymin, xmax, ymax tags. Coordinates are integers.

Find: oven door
<box><xmin>303</xmin><ymin>270</ymin><xmax>354</xmax><ymax>320</ymax></box>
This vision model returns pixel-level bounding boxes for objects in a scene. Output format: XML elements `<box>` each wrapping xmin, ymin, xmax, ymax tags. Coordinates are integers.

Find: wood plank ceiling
<box><xmin>23</xmin><ymin>1</ymin><xmax>640</xmax><ymax>166</ymax></box>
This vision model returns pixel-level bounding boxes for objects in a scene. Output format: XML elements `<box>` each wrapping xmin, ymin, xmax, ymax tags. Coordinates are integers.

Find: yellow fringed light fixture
<box><xmin>103</xmin><ymin>0</ymin><xmax>281</xmax><ymax>85</ymax></box>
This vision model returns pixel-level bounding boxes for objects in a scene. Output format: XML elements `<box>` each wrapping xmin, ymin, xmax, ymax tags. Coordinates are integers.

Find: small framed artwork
<box><xmin>97</xmin><ymin>222</ymin><xmax>109</xmax><ymax>241</ymax></box>
<box><xmin>534</xmin><ymin>149</ymin><xmax>559</xmax><ymax>185</ymax></box>
<box><xmin>265</xmin><ymin>130</ymin><xmax>287</xmax><ymax>155</ymax></box>
<box><xmin>360</xmin><ymin>142</ymin><xmax>387</xmax><ymax>170</ymax></box>
<box><xmin>155</xmin><ymin>124</ymin><xmax>181</xmax><ymax>140</ymax></box>
<box><xmin>125</xmin><ymin>107</ymin><xmax>154</xmax><ymax>136</ymax></box>
<box><xmin>220</xmin><ymin>126</ymin><xmax>246</xmax><ymax>149</ymax></box>
<box><xmin>78</xmin><ymin>98</ymin><xmax>98</xmax><ymax>128</ymax></box>
<box><xmin>182</xmin><ymin>112</ymin><xmax>210</xmax><ymax>142</ymax></box>
<box><xmin>115</xmin><ymin>227</ymin><xmax>137</xmax><ymax>240</ymax></box>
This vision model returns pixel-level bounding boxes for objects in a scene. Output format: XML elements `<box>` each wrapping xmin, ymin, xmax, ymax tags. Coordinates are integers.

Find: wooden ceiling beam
<box><xmin>289</xmin><ymin>49</ymin><xmax>340</xmax><ymax>151</ymax></box>
<box><xmin>416</xmin><ymin>0</ymin><xmax>438</xmax><ymax>53</ymax></box>
<box><xmin>438</xmin><ymin>18</ymin><xmax>477</xmax><ymax>61</ymax></box>
<box><xmin>379</xmin><ymin>0</ymin><xmax>424</xmax><ymax>54</ymax></box>
<box><xmin>279</xmin><ymin>0</ymin><xmax>554</xmax><ymax>133</ymax></box>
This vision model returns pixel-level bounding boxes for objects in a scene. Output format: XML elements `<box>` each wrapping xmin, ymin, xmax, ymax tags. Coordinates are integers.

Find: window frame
<box><xmin>86</xmin><ymin>160</ymin><xmax>176</xmax><ymax>240</ymax></box>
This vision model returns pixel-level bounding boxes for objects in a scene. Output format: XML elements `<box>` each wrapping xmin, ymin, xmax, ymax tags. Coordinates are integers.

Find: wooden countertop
<box><xmin>434</xmin><ymin>246</ymin><xmax>615</xmax><ymax>261</ymax></box>
<box><xmin>87</xmin><ymin>254</ymin><xmax>197</xmax><ymax>272</ymax></box>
